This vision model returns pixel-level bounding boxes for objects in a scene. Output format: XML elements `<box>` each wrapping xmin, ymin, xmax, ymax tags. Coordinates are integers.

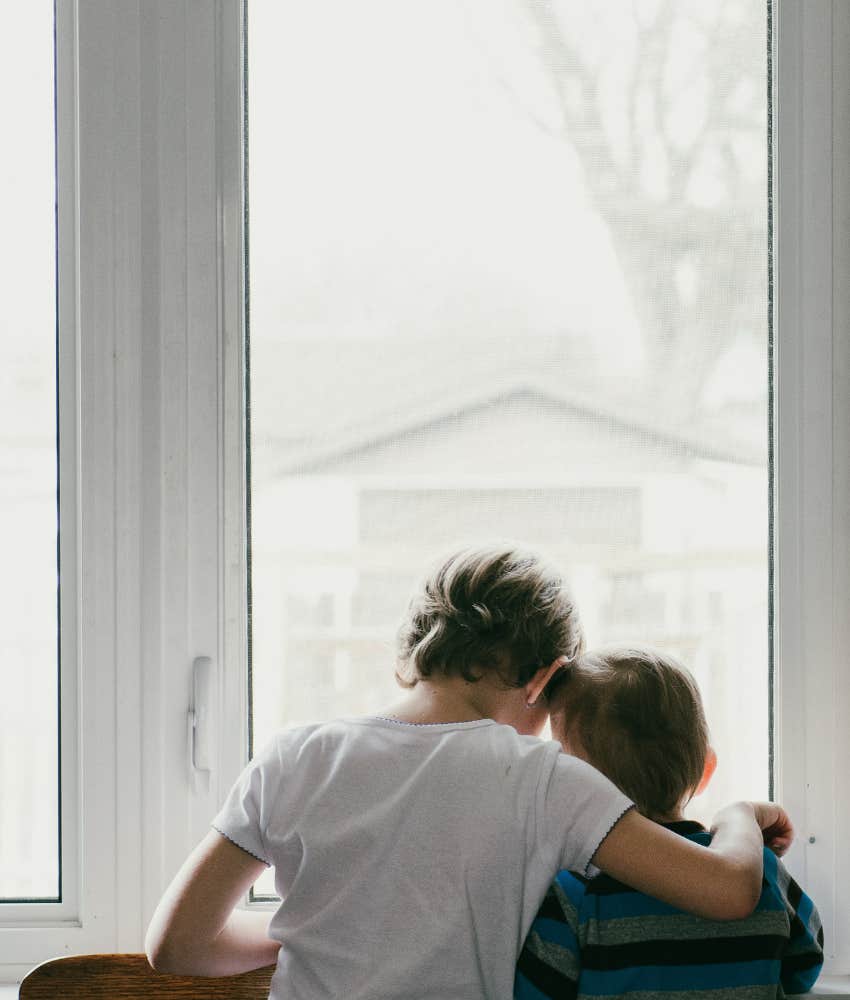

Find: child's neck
<box><xmin>647</xmin><ymin>804</ymin><xmax>689</xmax><ymax>824</ymax></box>
<box><xmin>381</xmin><ymin>678</ymin><xmax>492</xmax><ymax>725</ymax></box>
<box><xmin>381</xmin><ymin>675</ymin><xmax>526</xmax><ymax>728</ymax></box>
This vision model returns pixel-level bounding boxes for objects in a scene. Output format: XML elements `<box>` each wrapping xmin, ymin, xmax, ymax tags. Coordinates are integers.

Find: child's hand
<box><xmin>749</xmin><ymin>801</ymin><xmax>794</xmax><ymax>856</ymax></box>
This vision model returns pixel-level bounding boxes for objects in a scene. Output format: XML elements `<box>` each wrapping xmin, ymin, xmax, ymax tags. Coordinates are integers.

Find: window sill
<box><xmin>810</xmin><ymin>977</ymin><xmax>850</xmax><ymax>998</ymax></box>
<box><xmin>1</xmin><ymin>977</ymin><xmax>845</xmax><ymax>999</ymax></box>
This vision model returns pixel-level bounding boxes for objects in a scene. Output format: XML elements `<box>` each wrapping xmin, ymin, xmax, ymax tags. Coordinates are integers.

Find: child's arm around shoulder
<box><xmin>592</xmin><ymin>801</ymin><xmax>792</xmax><ymax>921</ymax></box>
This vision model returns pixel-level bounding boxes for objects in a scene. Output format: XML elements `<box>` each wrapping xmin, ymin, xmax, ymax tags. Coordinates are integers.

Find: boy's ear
<box><xmin>526</xmin><ymin>656</ymin><xmax>569</xmax><ymax>706</ymax></box>
<box><xmin>694</xmin><ymin>747</ymin><xmax>718</xmax><ymax>796</ymax></box>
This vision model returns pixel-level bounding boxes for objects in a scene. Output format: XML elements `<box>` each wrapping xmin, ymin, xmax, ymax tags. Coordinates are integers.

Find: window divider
<box><xmin>774</xmin><ymin>0</ymin><xmax>850</xmax><ymax>976</ymax></box>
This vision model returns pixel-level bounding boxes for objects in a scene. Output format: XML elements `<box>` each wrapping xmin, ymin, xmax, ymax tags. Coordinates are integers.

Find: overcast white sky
<box><xmin>248</xmin><ymin>0</ymin><xmax>644</xmax><ymax>364</ymax></box>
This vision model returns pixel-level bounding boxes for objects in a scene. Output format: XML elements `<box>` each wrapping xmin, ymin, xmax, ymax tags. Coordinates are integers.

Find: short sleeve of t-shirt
<box><xmin>537</xmin><ymin>751</ymin><xmax>633</xmax><ymax>876</ymax></box>
<box><xmin>211</xmin><ymin>737</ymin><xmax>282</xmax><ymax>866</ymax></box>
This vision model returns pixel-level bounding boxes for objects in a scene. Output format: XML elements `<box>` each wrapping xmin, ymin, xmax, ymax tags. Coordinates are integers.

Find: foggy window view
<box><xmin>247</xmin><ymin>0</ymin><xmax>769</xmax><ymax>874</ymax></box>
<box><xmin>0</xmin><ymin>3</ymin><xmax>59</xmax><ymax>900</ymax></box>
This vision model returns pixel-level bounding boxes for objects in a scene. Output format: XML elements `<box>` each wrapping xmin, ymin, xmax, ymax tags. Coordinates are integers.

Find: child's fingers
<box><xmin>761</xmin><ymin>814</ymin><xmax>794</xmax><ymax>856</ymax></box>
<box><xmin>765</xmin><ymin>835</ymin><xmax>792</xmax><ymax>857</ymax></box>
<box><xmin>750</xmin><ymin>802</ymin><xmax>795</xmax><ymax>849</ymax></box>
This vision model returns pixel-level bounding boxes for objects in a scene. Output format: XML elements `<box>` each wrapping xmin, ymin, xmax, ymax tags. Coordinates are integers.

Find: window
<box><xmin>1</xmin><ymin>1</ymin><xmax>848</xmax><ymax>990</ymax></box>
<box><xmin>0</xmin><ymin>1</ymin><xmax>247</xmax><ymax>977</ymax></box>
<box><xmin>247</xmin><ymin>0</ymin><xmax>768</xmax><ymax>827</ymax></box>
<box><xmin>0</xmin><ymin>3</ymin><xmax>59</xmax><ymax>903</ymax></box>
<box><xmin>243</xmin><ymin>2</ymin><xmax>850</xmax><ymax>976</ymax></box>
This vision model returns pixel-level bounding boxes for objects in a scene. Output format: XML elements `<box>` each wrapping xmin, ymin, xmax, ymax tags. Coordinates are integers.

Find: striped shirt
<box><xmin>515</xmin><ymin>821</ymin><xmax>824</xmax><ymax>1000</ymax></box>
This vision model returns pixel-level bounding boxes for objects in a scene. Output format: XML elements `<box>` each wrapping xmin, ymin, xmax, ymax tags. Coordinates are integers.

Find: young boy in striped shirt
<box><xmin>516</xmin><ymin>646</ymin><xmax>823</xmax><ymax>1000</ymax></box>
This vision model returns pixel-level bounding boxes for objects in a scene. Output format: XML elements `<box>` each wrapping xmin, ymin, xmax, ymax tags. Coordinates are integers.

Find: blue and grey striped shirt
<box><xmin>516</xmin><ymin>821</ymin><xmax>823</xmax><ymax>1000</ymax></box>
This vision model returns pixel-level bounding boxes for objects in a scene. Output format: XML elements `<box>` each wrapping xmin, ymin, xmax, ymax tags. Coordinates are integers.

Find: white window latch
<box><xmin>188</xmin><ymin>656</ymin><xmax>214</xmax><ymax>773</ymax></box>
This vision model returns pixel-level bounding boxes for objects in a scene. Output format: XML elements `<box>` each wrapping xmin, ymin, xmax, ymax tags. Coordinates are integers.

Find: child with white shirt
<box><xmin>146</xmin><ymin>545</ymin><xmax>791</xmax><ymax>1000</ymax></box>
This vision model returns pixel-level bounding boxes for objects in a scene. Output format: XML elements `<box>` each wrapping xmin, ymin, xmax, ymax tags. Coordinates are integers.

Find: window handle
<box><xmin>188</xmin><ymin>656</ymin><xmax>214</xmax><ymax>772</ymax></box>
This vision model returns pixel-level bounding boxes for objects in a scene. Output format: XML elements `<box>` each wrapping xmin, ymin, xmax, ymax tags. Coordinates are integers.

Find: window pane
<box><xmin>247</xmin><ymin>0</ymin><xmax>768</xmax><ymax>847</ymax></box>
<box><xmin>0</xmin><ymin>3</ymin><xmax>59</xmax><ymax>900</ymax></box>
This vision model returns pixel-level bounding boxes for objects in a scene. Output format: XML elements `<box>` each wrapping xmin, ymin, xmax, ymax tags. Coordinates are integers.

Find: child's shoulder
<box><xmin>564</xmin><ymin>868</ymin><xmax>631</xmax><ymax>898</ymax></box>
<box><xmin>759</xmin><ymin>845</ymin><xmax>813</xmax><ymax>912</ymax></box>
<box><xmin>250</xmin><ymin>720</ymin><xmax>341</xmax><ymax>767</ymax></box>
<box><xmin>554</xmin><ymin>867</ymin><xmax>592</xmax><ymax>901</ymax></box>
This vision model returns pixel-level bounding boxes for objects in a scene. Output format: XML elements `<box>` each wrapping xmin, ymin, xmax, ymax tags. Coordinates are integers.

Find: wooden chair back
<box><xmin>19</xmin><ymin>953</ymin><xmax>275</xmax><ymax>999</ymax></box>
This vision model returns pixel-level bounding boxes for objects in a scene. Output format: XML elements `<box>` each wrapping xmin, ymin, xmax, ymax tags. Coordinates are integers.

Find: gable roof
<box><xmin>249</xmin><ymin>336</ymin><xmax>764</xmax><ymax>475</ymax></box>
<box><xmin>266</xmin><ymin>378</ymin><xmax>761</xmax><ymax>475</ymax></box>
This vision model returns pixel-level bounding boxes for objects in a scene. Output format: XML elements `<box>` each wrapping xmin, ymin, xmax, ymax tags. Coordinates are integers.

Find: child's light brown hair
<box><xmin>396</xmin><ymin>544</ymin><xmax>584</xmax><ymax>689</ymax></box>
<box><xmin>550</xmin><ymin>646</ymin><xmax>710</xmax><ymax>819</ymax></box>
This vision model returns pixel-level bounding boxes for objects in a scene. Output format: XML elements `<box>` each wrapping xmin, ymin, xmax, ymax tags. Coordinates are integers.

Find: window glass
<box><xmin>0</xmin><ymin>2</ymin><xmax>59</xmax><ymax>900</ymax></box>
<box><xmin>247</xmin><ymin>0</ymin><xmax>768</xmax><ymax>878</ymax></box>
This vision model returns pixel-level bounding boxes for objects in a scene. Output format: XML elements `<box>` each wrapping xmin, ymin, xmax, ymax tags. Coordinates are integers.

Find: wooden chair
<box><xmin>19</xmin><ymin>954</ymin><xmax>275</xmax><ymax>999</ymax></box>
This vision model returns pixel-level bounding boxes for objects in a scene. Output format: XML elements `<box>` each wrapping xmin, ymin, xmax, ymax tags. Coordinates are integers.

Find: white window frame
<box><xmin>0</xmin><ymin>0</ymin><xmax>246</xmax><ymax>980</ymax></box>
<box><xmin>0</xmin><ymin>0</ymin><xmax>89</xmax><ymax>974</ymax></box>
<box><xmin>2</xmin><ymin>1</ymin><xmax>849</xmax><ymax>993</ymax></box>
<box><xmin>774</xmin><ymin>0</ymin><xmax>850</xmax><ymax>983</ymax></box>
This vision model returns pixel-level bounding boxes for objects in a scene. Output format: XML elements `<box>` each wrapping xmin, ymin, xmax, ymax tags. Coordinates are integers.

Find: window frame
<box><xmin>0</xmin><ymin>0</ymin><xmax>246</xmax><ymax>979</ymax></box>
<box><xmin>235</xmin><ymin>0</ymin><xmax>850</xmax><ymax>979</ymax></box>
<box><xmin>773</xmin><ymin>0</ymin><xmax>850</xmax><ymax>979</ymax></box>
<box><xmin>0</xmin><ymin>0</ymin><xmax>83</xmax><ymax>963</ymax></box>
<box><xmin>0</xmin><ymin>0</ymin><xmax>128</xmax><ymax>974</ymax></box>
<box><xmin>2</xmin><ymin>0</ymin><xmax>849</xmax><ymax>991</ymax></box>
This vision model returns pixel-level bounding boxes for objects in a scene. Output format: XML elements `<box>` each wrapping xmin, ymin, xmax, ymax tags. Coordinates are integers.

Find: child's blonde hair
<box><xmin>550</xmin><ymin>646</ymin><xmax>709</xmax><ymax>818</ymax></box>
<box><xmin>396</xmin><ymin>544</ymin><xmax>584</xmax><ymax>689</ymax></box>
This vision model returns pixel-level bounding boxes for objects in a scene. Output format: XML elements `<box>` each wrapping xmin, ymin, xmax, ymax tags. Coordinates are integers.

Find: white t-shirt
<box><xmin>212</xmin><ymin>717</ymin><xmax>632</xmax><ymax>1000</ymax></box>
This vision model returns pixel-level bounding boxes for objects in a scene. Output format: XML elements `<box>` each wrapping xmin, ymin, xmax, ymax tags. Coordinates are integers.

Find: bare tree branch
<box><xmin>504</xmin><ymin>0</ymin><xmax>766</xmax><ymax>415</ymax></box>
